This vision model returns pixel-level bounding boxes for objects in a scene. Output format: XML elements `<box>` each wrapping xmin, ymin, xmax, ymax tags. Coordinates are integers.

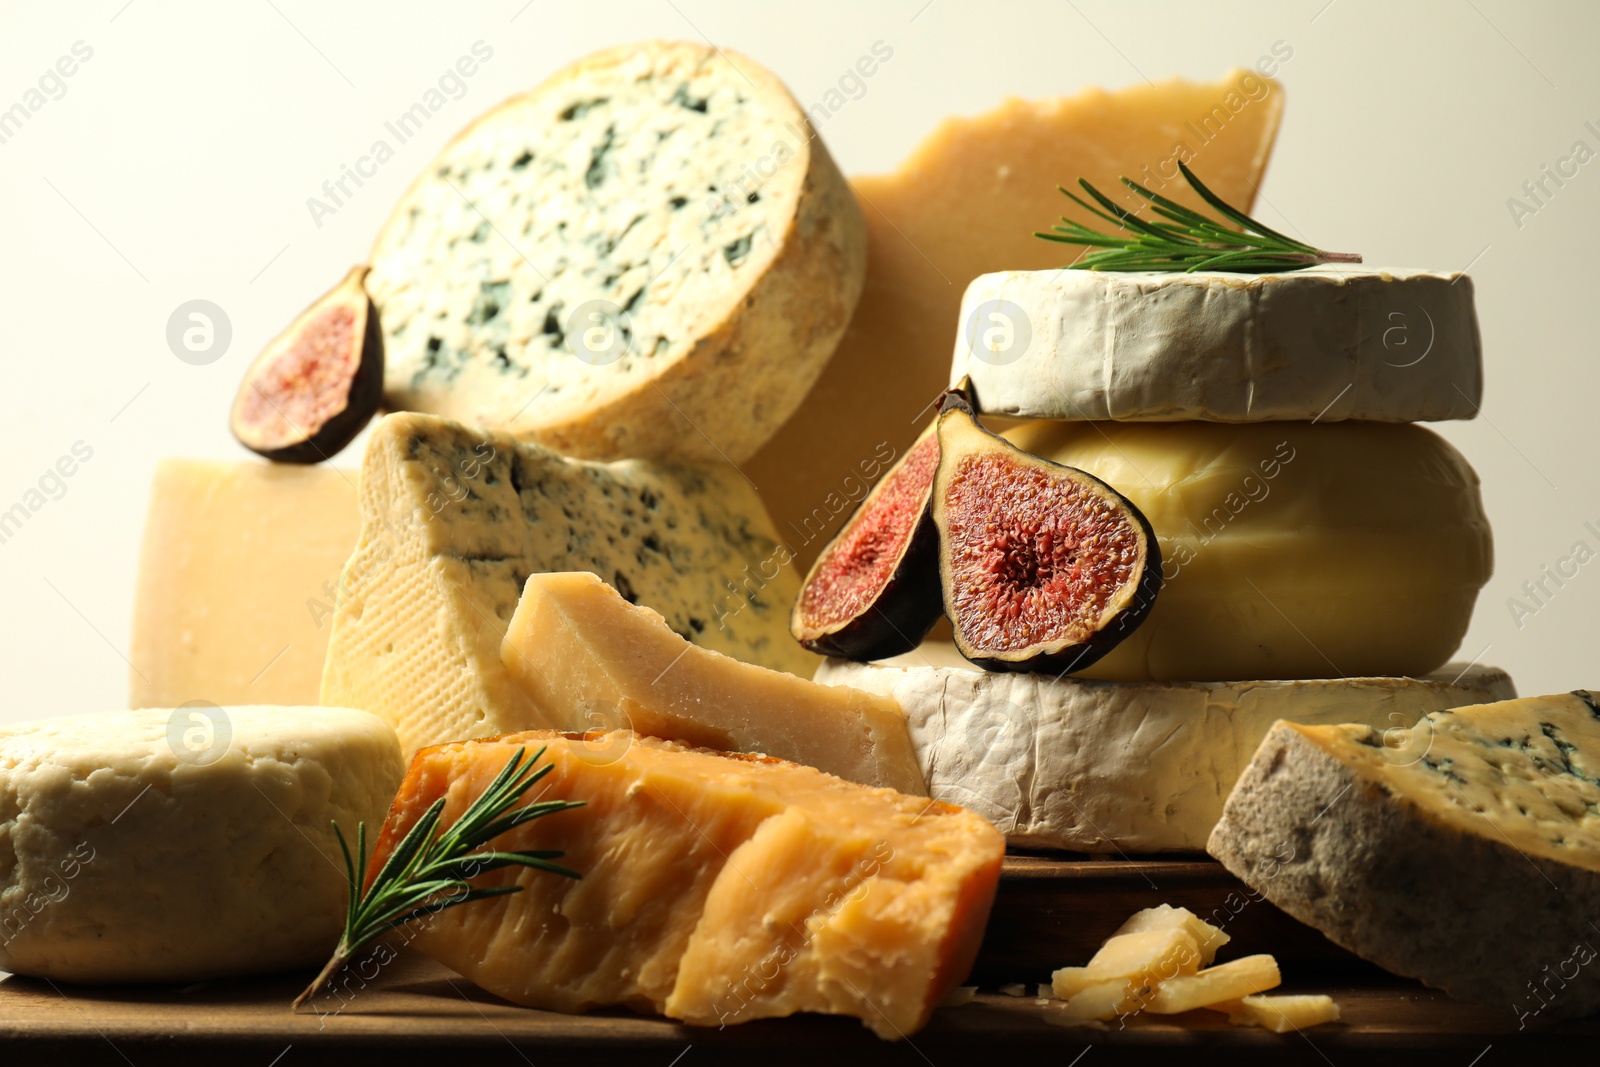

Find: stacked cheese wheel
<box><xmin>819</xmin><ymin>266</ymin><xmax>1507</xmax><ymax>852</ymax></box>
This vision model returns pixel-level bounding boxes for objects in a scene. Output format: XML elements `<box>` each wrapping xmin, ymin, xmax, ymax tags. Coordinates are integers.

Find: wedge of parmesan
<box><xmin>500</xmin><ymin>572</ymin><xmax>925</xmax><ymax>793</ymax></box>
<box><xmin>371</xmin><ymin>730</ymin><xmax>1004</xmax><ymax>1038</ymax></box>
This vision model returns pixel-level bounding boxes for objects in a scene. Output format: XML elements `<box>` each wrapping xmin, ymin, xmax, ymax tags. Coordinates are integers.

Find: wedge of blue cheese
<box><xmin>321</xmin><ymin>412</ymin><xmax>816</xmax><ymax>756</ymax></box>
<box><xmin>368</xmin><ymin>41</ymin><xmax>865</xmax><ymax>465</ymax></box>
<box><xmin>1209</xmin><ymin>691</ymin><xmax>1600</xmax><ymax>1022</ymax></box>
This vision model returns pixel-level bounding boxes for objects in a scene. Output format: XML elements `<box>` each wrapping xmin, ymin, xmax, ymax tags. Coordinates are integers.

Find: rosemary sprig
<box><xmin>1036</xmin><ymin>161</ymin><xmax>1361</xmax><ymax>273</ymax></box>
<box><xmin>292</xmin><ymin>746</ymin><xmax>583</xmax><ymax>1011</ymax></box>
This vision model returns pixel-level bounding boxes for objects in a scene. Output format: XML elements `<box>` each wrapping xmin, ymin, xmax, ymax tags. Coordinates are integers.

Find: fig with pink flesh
<box><xmin>790</xmin><ymin>386</ymin><xmax>975</xmax><ymax>659</ymax></box>
<box><xmin>931</xmin><ymin>407</ymin><xmax>1161</xmax><ymax>673</ymax></box>
<box><xmin>229</xmin><ymin>265</ymin><xmax>383</xmax><ymax>464</ymax></box>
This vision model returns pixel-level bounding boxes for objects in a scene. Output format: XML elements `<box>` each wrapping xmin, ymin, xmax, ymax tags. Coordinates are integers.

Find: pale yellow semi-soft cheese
<box><xmin>1005</xmin><ymin>419</ymin><xmax>1493</xmax><ymax>681</ymax></box>
<box><xmin>747</xmin><ymin>70</ymin><xmax>1284</xmax><ymax>568</ymax></box>
<box><xmin>321</xmin><ymin>413</ymin><xmax>818</xmax><ymax>758</ymax></box>
<box><xmin>130</xmin><ymin>460</ymin><xmax>358</xmax><ymax>708</ymax></box>
<box><xmin>499</xmin><ymin>572</ymin><xmax>925</xmax><ymax>793</ymax></box>
<box><xmin>372</xmin><ymin>730</ymin><xmax>1004</xmax><ymax>1038</ymax></box>
<box><xmin>0</xmin><ymin>706</ymin><xmax>401</xmax><ymax>982</ymax></box>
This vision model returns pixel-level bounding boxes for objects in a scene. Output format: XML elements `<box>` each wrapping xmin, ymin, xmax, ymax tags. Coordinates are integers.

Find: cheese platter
<box><xmin>1</xmin><ymin>22</ymin><xmax>1592</xmax><ymax>1061</ymax></box>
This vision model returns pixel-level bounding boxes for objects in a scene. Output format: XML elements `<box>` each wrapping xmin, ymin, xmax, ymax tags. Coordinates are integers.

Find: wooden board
<box><xmin>3</xmin><ymin>854</ymin><xmax>1589</xmax><ymax>1064</ymax></box>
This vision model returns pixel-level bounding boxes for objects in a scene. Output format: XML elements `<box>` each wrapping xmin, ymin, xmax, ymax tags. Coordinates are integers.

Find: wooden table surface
<box><xmin>4</xmin><ymin>855</ymin><xmax>1588</xmax><ymax>1065</ymax></box>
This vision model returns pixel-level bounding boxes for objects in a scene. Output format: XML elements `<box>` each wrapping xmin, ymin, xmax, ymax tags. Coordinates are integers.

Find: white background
<box><xmin>0</xmin><ymin>0</ymin><xmax>1595</xmax><ymax>723</ymax></box>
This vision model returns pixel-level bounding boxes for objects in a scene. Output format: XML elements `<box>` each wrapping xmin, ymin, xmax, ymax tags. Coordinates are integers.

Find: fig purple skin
<box><xmin>230</xmin><ymin>265</ymin><xmax>384</xmax><ymax>464</ymax></box>
<box><xmin>931</xmin><ymin>406</ymin><xmax>1161</xmax><ymax>674</ymax></box>
<box><xmin>790</xmin><ymin>385</ymin><xmax>975</xmax><ymax>660</ymax></box>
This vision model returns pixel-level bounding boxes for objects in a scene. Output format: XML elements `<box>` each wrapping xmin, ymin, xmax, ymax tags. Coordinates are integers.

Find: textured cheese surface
<box><xmin>952</xmin><ymin>267</ymin><xmax>1482</xmax><ymax>423</ymax></box>
<box><xmin>0</xmin><ymin>706</ymin><xmax>402</xmax><ymax>982</ymax></box>
<box><xmin>130</xmin><ymin>460</ymin><xmax>358</xmax><ymax>708</ymax></box>
<box><xmin>746</xmin><ymin>70</ymin><xmax>1283</xmax><ymax>568</ymax></box>
<box><xmin>371</xmin><ymin>41</ymin><xmax>864</xmax><ymax>464</ymax></box>
<box><xmin>500</xmin><ymin>572</ymin><xmax>924</xmax><ymax>793</ymax></box>
<box><xmin>374</xmin><ymin>731</ymin><xmax>1003</xmax><ymax>1038</ymax></box>
<box><xmin>1208</xmin><ymin>692</ymin><xmax>1600</xmax><ymax>1017</ymax></box>
<box><xmin>816</xmin><ymin>648</ymin><xmax>1516</xmax><ymax>852</ymax></box>
<box><xmin>1004</xmin><ymin>419</ymin><xmax>1493</xmax><ymax>681</ymax></box>
<box><xmin>321</xmin><ymin>413</ymin><xmax>817</xmax><ymax>757</ymax></box>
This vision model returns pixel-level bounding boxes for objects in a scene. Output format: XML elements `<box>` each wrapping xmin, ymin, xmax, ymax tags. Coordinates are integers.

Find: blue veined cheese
<box><xmin>816</xmin><ymin>647</ymin><xmax>1516</xmax><ymax>852</ymax></box>
<box><xmin>0</xmin><ymin>706</ymin><xmax>401</xmax><ymax>983</ymax></box>
<box><xmin>369</xmin><ymin>41</ymin><xmax>865</xmax><ymax>465</ymax></box>
<box><xmin>952</xmin><ymin>267</ymin><xmax>1482</xmax><ymax>423</ymax></box>
<box><xmin>1210</xmin><ymin>691</ymin><xmax>1600</xmax><ymax>1022</ymax></box>
<box><xmin>321</xmin><ymin>413</ymin><xmax>816</xmax><ymax>757</ymax></box>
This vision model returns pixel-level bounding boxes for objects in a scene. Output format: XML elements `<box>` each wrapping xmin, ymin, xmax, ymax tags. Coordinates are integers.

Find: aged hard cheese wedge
<box><xmin>818</xmin><ymin>648</ymin><xmax>1515</xmax><ymax>851</ymax></box>
<box><xmin>322</xmin><ymin>413</ymin><xmax>815</xmax><ymax>757</ymax></box>
<box><xmin>499</xmin><ymin>572</ymin><xmax>924</xmax><ymax>793</ymax></box>
<box><xmin>1209</xmin><ymin>691</ymin><xmax>1600</xmax><ymax>1021</ymax></box>
<box><xmin>952</xmin><ymin>268</ymin><xmax>1482</xmax><ymax>423</ymax></box>
<box><xmin>0</xmin><ymin>707</ymin><xmax>402</xmax><ymax>982</ymax></box>
<box><xmin>1004</xmin><ymin>419</ymin><xmax>1493</xmax><ymax>681</ymax></box>
<box><xmin>371</xmin><ymin>41</ymin><xmax>865</xmax><ymax>464</ymax></box>
<box><xmin>130</xmin><ymin>459</ymin><xmax>358</xmax><ymax>707</ymax></box>
<box><xmin>747</xmin><ymin>69</ymin><xmax>1283</xmax><ymax>568</ymax></box>
<box><xmin>372</xmin><ymin>730</ymin><xmax>1004</xmax><ymax>1038</ymax></box>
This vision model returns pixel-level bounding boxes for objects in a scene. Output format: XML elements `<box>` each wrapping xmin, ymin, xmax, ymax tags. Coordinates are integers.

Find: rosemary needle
<box><xmin>293</xmin><ymin>745</ymin><xmax>583</xmax><ymax>1011</ymax></box>
<box><xmin>1036</xmin><ymin>161</ymin><xmax>1362</xmax><ymax>273</ymax></box>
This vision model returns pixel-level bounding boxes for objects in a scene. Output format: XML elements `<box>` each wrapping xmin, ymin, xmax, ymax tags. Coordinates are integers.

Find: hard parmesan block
<box><xmin>952</xmin><ymin>268</ymin><xmax>1482</xmax><ymax>423</ymax></box>
<box><xmin>321</xmin><ymin>413</ymin><xmax>816</xmax><ymax>757</ymax></box>
<box><xmin>130</xmin><ymin>459</ymin><xmax>359</xmax><ymax>708</ymax></box>
<box><xmin>370</xmin><ymin>41</ymin><xmax>865</xmax><ymax>464</ymax></box>
<box><xmin>499</xmin><ymin>572</ymin><xmax>924</xmax><ymax>793</ymax></box>
<box><xmin>746</xmin><ymin>69</ymin><xmax>1283</xmax><ymax>568</ymax></box>
<box><xmin>0</xmin><ymin>707</ymin><xmax>401</xmax><ymax>983</ymax></box>
<box><xmin>817</xmin><ymin>649</ymin><xmax>1515</xmax><ymax>852</ymax></box>
<box><xmin>1209</xmin><ymin>691</ymin><xmax>1600</xmax><ymax>1020</ymax></box>
<box><xmin>371</xmin><ymin>730</ymin><xmax>1004</xmax><ymax>1038</ymax></box>
<box><xmin>1004</xmin><ymin>419</ymin><xmax>1493</xmax><ymax>682</ymax></box>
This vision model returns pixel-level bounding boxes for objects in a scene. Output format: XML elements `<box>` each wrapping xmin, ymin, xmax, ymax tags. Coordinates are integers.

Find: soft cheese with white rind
<box><xmin>321</xmin><ymin>413</ymin><xmax>816</xmax><ymax>758</ymax></box>
<box><xmin>371</xmin><ymin>41</ymin><xmax>865</xmax><ymax>465</ymax></box>
<box><xmin>1208</xmin><ymin>691</ymin><xmax>1600</xmax><ymax>1020</ymax></box>
<box><xmin>1003</xmin><ymin>419</ymin><xmax>1493</xmax><ymax>682</ymax></box>
<box><xmin>0</xmin><ymin>706</ymin><xmax>402</xmax><ymax>983</ymax></box>
<box><xmin>952</xmin><ymin>268</ymin><xmax>1482</xmax><ymax>423</ymax></box>
<box><xmin>500</xmin><ymin>572</ymin><xmax>925</xmax><ymax>793</ymax></box>
<box><xmin>817</xmin><ymin>648</ymin><xmax>1516</xmax><ymax>852</ymax></box>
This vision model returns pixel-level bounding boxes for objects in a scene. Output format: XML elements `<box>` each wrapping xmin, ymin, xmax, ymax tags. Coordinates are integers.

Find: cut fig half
<box><xmin>932</xmin><ymin>407</ymin><xmax>1161</xmax><ymax>674</ymax></box>
<box><xmin>229</xmin><ymin>265</ymin><xmax>384</xmax><ymax>464</ymax></box>
<box><xmin>790</xmin><ymin>384</ymin><xmax>976</xmax><ymax>659</ymax></box>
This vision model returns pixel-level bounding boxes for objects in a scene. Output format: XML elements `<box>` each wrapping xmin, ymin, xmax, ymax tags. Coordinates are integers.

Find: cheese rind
<box><xmin>130</xmin><ymin>460</ymin><xmax>358</xmax><ymax>708</ymax></box>
<box><xmin>370</xmin><ymin>41</ymin><xmax>865</xmax><ymax>465</ymax></box>
<box><xmin>499</xmin><ymin>572</ymin><xmax>924</xmax><ymax>792</ymax></box>
<box><xmin>0</xmin><ymin>706</ymin><xmax>402</xmax><ymax>982</ymax></box>
<box><xmin>816</xmin><ymin>649</ymin><xmax>1516</xmax><ymax>852</ymax></box>
<box><xmin>372</xmin><ymin>730</ymin><xmax>1004</xmax><ymax>1038</ymax></box>
<box><xmin>321</xmin><ymin>413</ymin><xmax>817</xmax><ymax>757</ymax></box>
<box><xmin>952</xmin><ymin>268</ymin><xmax>1482</xmax><ymax>423</ymax></box>
<box><xmin>1003</xmin><ymin>419</ymin><xmax>1493</xmax><ymax>681</ymax></box>
<box><xmin>1208</xmin><ymin>692</ymin><xmax>1600</xmax><ymax>1019</ymax></box>
<box><xmin>745</xmin><ymin>70</ymin><xmax>1284</xmax><ymax>570</ymax></box>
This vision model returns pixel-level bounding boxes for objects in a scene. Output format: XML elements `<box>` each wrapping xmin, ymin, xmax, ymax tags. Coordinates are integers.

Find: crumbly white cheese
<box><xmin>321</xmin><ymin>413</ymin><xmax>817</xmax><ymax>758</ymax></box>
<box><xmin>0</xmin><ymin>706</ymin><xmax>402</xmax><ymax>982</ymax></box>
<box><xmin>816</xmin><ymin>647</ymin><xmax>1516</xmax><ymax>852</ymax></box>
<box><xmin>370</xmin><ymin>41</ymin><xmax>864</xmax><ymax>464</ymax></box>
<box><xmin>1209</xmin><ymin>691</ymin><xmax>1600</xmax><ymax>1020</ymax></box>
<box><xmin>950</xmin><ymin>267</ymin><xmax>1482</xmax><ymax>423</ymax></box>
